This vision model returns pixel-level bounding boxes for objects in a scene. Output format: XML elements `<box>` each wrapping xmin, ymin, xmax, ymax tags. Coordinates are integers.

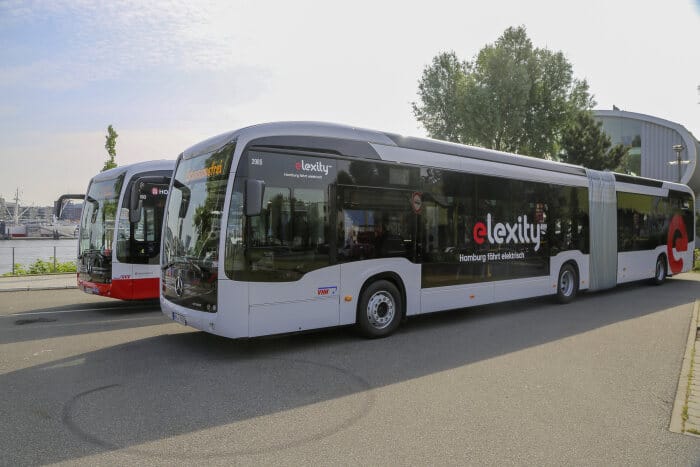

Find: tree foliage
<box><xmin>412</xmin><ymin>52</ymin><xmax>466</xmax><ymax>142</ymax></box>
<box><xmin>413</xmin><ymin>26</ymin><xmax>594</xmax><ymax>158</ymax></box>
<box><xmin>102</xmin><ymin>124</ymin><xmax>118</xmax><ymax>172</ymax></box>
<box><xmin>559</xmin><ymin>110</ymin><xmax>628</xmax><ymax>171</ymax></box>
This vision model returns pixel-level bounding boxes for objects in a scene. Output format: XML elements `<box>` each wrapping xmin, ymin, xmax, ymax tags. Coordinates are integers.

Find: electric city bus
<box><xmin>77</xmin><ymin>160</ymin><xmax>174</xmax><ymax>300</ymax></box>
<box><xmin>160</xmin><ymin>122</ymin><xmax>694</xmax><ymax>338</ymax></box>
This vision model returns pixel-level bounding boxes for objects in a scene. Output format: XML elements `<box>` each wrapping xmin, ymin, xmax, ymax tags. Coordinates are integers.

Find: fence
<box><xmin>0</xmin><ymin>242</ymin><xmax>77</xmax><ymax>276</ymax></box>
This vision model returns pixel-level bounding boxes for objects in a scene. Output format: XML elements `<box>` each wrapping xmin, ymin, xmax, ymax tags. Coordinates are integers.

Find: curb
<box><xmin>670</xmin><ymin>300</ymin><xmax>700</xmax><ymax>436</ymax></box>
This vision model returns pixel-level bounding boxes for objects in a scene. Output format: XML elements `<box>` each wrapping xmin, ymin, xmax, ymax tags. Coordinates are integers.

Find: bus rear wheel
<box><xmin>651</xmin><ymin>254</ymin><xmax>667</xmax><ymax>285</ymax></box>
<box><xmin>357</xmin><ymin>280</ymin><xmax>402</xmax><ymax>338</ymax></box>
<box><xmin>556</xmin><ymin>263</ymin><xmax>578</xmax><ymax>304</ymax></box>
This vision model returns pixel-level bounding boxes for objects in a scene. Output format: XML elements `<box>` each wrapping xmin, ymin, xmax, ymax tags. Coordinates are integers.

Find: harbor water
<box><xmin>0</xmin><ymin>238</ymin><xmax>78</xmax><ymax>275</ymax></box>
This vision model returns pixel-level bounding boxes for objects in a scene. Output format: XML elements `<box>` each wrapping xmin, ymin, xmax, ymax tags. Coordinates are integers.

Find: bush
<box><xmin>2</xmin><ymin>258</ymin><xmax>77</xmax><ymax>276</ymax></box>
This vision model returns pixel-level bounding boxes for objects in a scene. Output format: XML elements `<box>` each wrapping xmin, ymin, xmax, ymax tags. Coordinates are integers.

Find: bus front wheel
<box><xmin>556</xmin><ymin>263</ymin><xmax>578</xmax><ymax>304</ymax></box>
<box><xmin>357</xmin><ymin>280</ymin><xmax>402</xmax><ymax>338</ymax></box>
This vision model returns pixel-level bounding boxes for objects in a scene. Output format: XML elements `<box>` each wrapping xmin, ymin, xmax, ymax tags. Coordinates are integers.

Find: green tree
<box><xmin>413</xmin><ymin>26</ymin><xmax>593</xmax><ymax>158</ymax></box>
<box><xmin>411</xmin><ymin>52</ymin><xmax>467</xmax><ymax>142</ymax></box>
<box><xmin>559</xmin><ymin>110</ymin><xmax>628</xmax><ymax>171</ymax></box>
<box><xmin>102</xmin><ymin>124</ymin><xmax>118</xmax><ymax>172</ymax></box>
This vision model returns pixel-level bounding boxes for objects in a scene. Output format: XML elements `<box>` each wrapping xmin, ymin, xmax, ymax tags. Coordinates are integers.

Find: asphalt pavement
<box><xmin>1</xmin><ymin>276</ymin><xmax>700</xmax><ymax>465</ymax></box>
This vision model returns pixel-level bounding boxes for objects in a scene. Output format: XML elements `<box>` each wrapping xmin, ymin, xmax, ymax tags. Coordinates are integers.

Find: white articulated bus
<box><xmin>76</xmin><ymin>160</ymin><xmax>174</xmax><ymax>300</ymax></box>
<box><xmin>160</xmin><ymin>122</ymin><xmax>694</xmax><ymax>338</ymax></box>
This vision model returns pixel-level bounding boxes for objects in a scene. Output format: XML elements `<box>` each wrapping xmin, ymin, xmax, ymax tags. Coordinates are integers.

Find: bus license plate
<box><xmin>172</xmin><ymin>312</ymin><xmax>187</xmax><ymax>326</ymax></box>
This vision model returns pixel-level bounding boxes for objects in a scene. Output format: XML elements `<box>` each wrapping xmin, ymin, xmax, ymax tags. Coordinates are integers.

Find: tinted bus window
<box><xmin>117</xmin><ymin>179</ymin><xmax>169</xmax><ymax>264</ymax></box>
<box><xmin>337</xmin><ymin>186</ymin><xmax>417</xmax><ymax>262</ymax></box>
<box><xmin>419</xmin><ymin>168</ymin><xmax>588</xmax><ymax>288</ymax></box>
<box><xmin>226</xmin><ymin>150</ymin><xmax>333</xmax><ymax>282</ymax></box>
<box><xmin>617</xmin><ymin>192</ymin><xmax>668</xmax><ymax>252</ymax></box>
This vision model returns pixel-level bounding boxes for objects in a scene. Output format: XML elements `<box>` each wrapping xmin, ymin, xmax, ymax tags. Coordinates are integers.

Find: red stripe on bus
<box><xmin>78</xmin><ymin>278</ymin><xmax>160</xmax><ymax>300</ymax></box>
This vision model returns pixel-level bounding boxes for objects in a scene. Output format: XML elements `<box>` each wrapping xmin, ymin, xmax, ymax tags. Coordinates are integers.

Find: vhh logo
<box><xmin>317</xmin><ymin>286</ymin><xmax>337</xmax><ymax>296</ymax></box>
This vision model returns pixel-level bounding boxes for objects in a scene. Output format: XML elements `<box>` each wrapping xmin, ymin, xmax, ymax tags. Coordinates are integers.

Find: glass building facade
<box><xmin>594</xmin><ymin>110</ymin><xmax>700</xmax><ymax>240</ymax></box>
<box><xmin>597</xmin><ymin>116</ymin><xmax>642</xmax><ymax>176</ymax></box>
<box><xmin>593</xmin><ymin>110</ymin><xmax>700</xmax><ymax>192</ymax></box>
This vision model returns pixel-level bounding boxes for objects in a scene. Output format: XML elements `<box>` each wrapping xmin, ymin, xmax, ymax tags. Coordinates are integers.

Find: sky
<box><xmin>1</xmin><ymin>0</ymin><xmax>699</xmax><ymax>206</ymax></box>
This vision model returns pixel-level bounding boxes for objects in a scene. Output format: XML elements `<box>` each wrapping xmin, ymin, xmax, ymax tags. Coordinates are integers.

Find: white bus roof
<box><xmin>90</xmin><ymin>159</ymin><xmax>175</xmax><ymax>183</ymax></box>
<box><xmin>180</xmin><ymin>121</ymin><xmax>692</xmax><ymax>194</ymax></box>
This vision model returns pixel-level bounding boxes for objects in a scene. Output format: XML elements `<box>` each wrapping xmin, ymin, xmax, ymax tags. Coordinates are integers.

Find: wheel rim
<box><xmin>656</xmin><ymin>258</ymin><xmax>665</xmax><ymax>281</ymax></box>
<box><xmin>366</xmin><ymin>291</ymin><xmax>395</xmax><ymax>330</ymax></box>
<box><xmin>559</xmin><ymin>270</ymin><xmax>574</xmax><ymax>297</ymax></box>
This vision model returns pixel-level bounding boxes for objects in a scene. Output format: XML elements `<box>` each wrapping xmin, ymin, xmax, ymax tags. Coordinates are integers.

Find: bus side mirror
<box><xmin>246</xmin><ymin>179</ymin><xmax>265</xmax><ymax>216</ymax></box>
<box><xmin>179</xmin><ymin>196</ymin><xmax>190</xmax><ymax>218</ymax></box>
<box><xmin>53</xmin><ymin>194</ymin><xmax>85</xmax><ymax>219</ymax></box>
<box><xmin>129</xmin><ymin>182</ymin><xmax>143</xmax><ymax>223</ymax></box>
<box><xmin>53</xmin><ymin>199</ymin><xmax>62</xmax><ymax>219</ymax></box>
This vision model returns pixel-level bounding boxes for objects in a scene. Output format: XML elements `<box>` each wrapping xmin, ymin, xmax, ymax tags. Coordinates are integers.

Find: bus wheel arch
<box><xmin>556</xmin><ymin>261</ymin><xmax>579</xmax><ymax>304</ymax></box>
<box><xmin>651</xmin><ymin>253</ymin><xmax>667</xmax><ymax>285</ymax></box>
<box><xmin>356</xmin><ymin>273</ymin><xmax>406</xmax><ymax>338</ymax></box>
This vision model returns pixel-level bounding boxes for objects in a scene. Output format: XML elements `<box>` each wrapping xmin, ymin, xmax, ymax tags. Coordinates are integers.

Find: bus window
<box><xmin>117</xmin><ymin>180</ymin><xmax>168</xmax><ymax>264</ymax></box>
<box><xmin>617</xmin><ymin>192</ymin><xmax>669</xmax><ymax>251</ymax></box>
<box><xmin>227</xmin><ymin>150</ymin><xmax>334</xmax><ymax>282</ymax></box>
<box><xmin>338</xmin><ymin>187</ymin><xmax>414</xmax><ymax>262</ymax></box>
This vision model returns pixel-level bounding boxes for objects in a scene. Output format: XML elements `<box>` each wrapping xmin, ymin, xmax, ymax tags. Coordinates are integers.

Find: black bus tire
<box><xmin>651</xmin><ymin>254</ymin><xmax>667</xmax><ymax>285</ymax></box>
<box><xmin>556</xmin><ymin>263</ymin><xmax>578</xmax><ymax>304</ymax></box>
<box><xmin>357</xmin><ymin>280</ymin><xmax>402</xmax><ymax>338</ymax></box>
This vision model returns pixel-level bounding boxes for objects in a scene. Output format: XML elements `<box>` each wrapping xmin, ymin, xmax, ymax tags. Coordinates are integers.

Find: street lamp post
<box><xmin>669</xmin><ymin>144</ymin><xmax>688</xmax><ymax>183</ymax></box>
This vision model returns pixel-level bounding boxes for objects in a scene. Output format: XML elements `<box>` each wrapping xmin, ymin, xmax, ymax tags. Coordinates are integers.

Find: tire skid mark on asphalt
<box><xmin>61</xmin><ymin>357</ymin><xmax>377</xmax><ymax>459</ymax></box>
<box><xmin>62</xmin><ymin>384</ymin><xmax>121</xmax><ymax>450</ymax></box>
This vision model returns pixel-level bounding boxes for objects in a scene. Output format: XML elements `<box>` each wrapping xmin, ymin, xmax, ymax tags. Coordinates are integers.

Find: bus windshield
<box><xmin>162</xmin><ymin>142</ymin><xmax>234</xmax><ymax>311</ymax></box>
<box><xmin>79</xmin><ymin>174</ymin><xmax>125</xmax><ymax>257</ymax></box>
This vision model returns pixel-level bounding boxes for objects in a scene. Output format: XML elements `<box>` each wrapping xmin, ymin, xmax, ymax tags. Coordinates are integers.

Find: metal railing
<box><xmin>0</xmin><ymin>244</ymin><xmax>77</xmax><ymax>276</ymax></box>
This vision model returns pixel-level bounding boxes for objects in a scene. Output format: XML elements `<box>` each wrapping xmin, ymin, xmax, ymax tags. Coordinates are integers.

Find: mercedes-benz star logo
<box><xmin>175</xmin><ymin>274</ymin><xmax>184</xmax><ymax>297</ymax></box>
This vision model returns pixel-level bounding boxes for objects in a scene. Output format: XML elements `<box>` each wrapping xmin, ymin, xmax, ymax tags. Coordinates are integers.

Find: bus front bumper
<box><xmin>160</xmin><ymin>297</ymin><xmax>219</xmax><ymax>335</ymax></box>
